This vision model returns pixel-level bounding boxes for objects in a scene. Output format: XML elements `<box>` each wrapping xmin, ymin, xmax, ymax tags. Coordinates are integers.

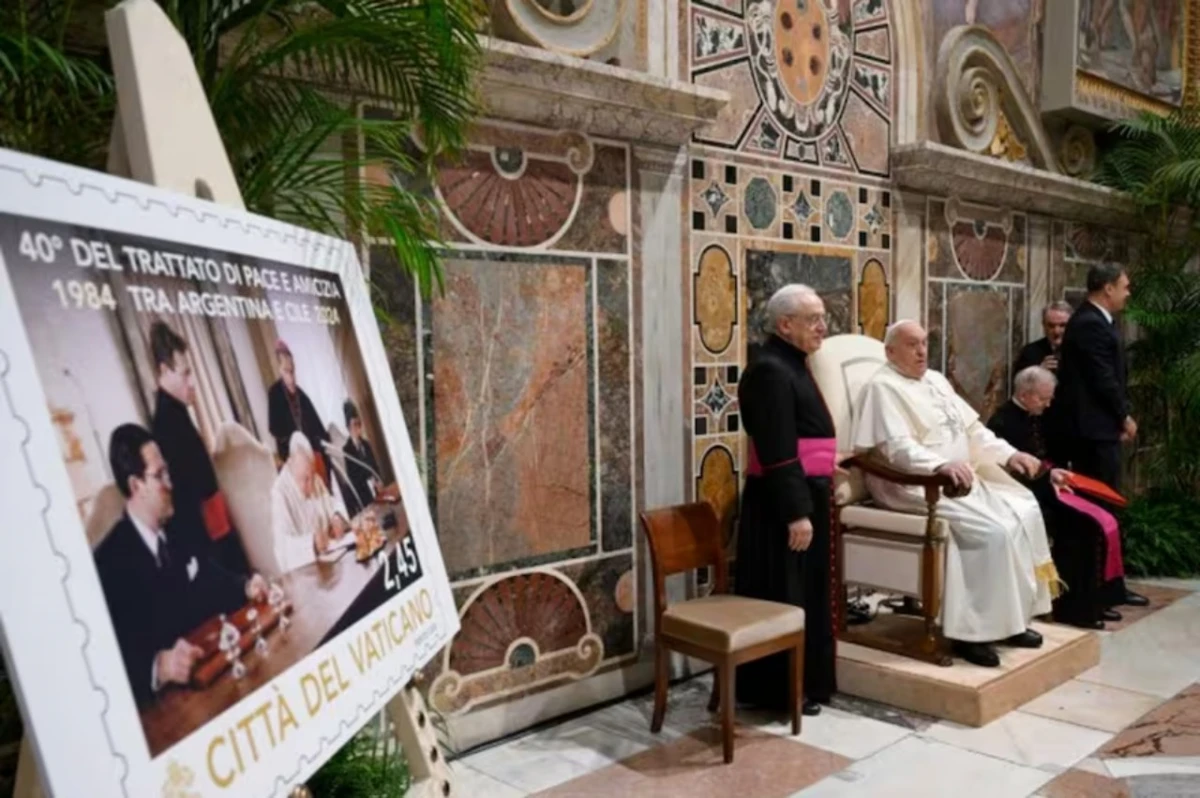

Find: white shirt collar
<box><xmin>128</xmin><ymin>511</ymin><xmax>163</xmax><ymax>559</ymax></box>
<box><xmin>1013</xmin><ymin>396</ymin><xmax>1030</xmax><ymax>413</ymax></box>
<box><xmin>1089</xmin><ymin>300</ymin><xmax>1113</xmax><ymax>324</ymax></box>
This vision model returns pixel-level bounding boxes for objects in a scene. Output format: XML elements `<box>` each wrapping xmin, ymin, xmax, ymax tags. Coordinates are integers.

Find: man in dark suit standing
<box><xmin>1014</xmin><ymin>301</ymin><xmax>1071</xmax><ymax>376</ymax></box>
<box><xmin>148</xmin><ymin>321</ymin><xmax>250</xmax><ymax>576</ymax></box>
<box><xmin>1055</xmin><ymin>264</ymin><xmax>1146</xmax><ymax>608</ymax></box>
<box><xmin>1056</xmin><ymin>264</ymin><xmax>1135</xmax><ymax>488</ymax></box>
<box><xmin>94</xmin><ymin>424</ymin><xmax>267</xmax><ymax>706</ymax></box>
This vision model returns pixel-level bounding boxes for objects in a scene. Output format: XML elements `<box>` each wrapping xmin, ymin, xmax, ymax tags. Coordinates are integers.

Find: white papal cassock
<box><xmin>851</xmin><ymin>364</ymin><xmax>1059</xmax><ymax>643</ymax></box>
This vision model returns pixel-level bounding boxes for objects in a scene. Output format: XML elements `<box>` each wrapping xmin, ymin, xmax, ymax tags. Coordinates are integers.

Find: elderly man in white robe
<box><xmin>851</xmin><ymin>320</ymin><xmax>1061</xmax><ymax>668</ymax></box>
<box><xmin>271</xmin><ymin>431</ymin><xmax>350</xmax><ymax>573</ymax></box>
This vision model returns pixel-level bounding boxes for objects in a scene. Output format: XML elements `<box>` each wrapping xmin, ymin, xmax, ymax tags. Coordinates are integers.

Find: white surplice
<box><xmin>270</xmin><ymin>467</ymin><xmax>349</xmax><ymax>573</ymax></box>
<box><xmin>851</xmin><ymin>364</ymin><xmax>1057</xmax><ymax>643</ymax></box>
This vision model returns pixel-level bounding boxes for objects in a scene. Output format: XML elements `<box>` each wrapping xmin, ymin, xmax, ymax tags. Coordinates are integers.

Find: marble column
<box><xmin>892</xmin><ymin>189</ymin><xmax>927</xmax><ymax>325</ymax></box>
<box><xmin>634</xmin><ymin>142</ymin><xmax>689</xmax><ymax>653</ymax></box>
<box><xmin>1027</xmin><ymin>215</ymin><xmax>1052</xmax><ymax>340</ymax></box>
<box><xmin>645</xmin><ymin>0</ymin><xmax>680</xmax><ymax>80</ymax></box>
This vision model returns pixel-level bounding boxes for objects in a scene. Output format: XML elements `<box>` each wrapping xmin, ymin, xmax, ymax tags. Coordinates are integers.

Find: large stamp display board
<box><xmin>0</xmin><ymin>148</ymin><xmax>458</xmax><ymax>797</ymax></box>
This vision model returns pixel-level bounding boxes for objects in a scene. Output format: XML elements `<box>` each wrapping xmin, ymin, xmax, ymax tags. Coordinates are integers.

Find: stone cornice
<box><xmin>892</xmin><ymin>141</ymin><xmax>1137</xmax><ymax>227</ymax></box>
<box><xmin>478</xmin><ymin>37</ymin><xmax>729</xmax><ymax>146</ymax></box>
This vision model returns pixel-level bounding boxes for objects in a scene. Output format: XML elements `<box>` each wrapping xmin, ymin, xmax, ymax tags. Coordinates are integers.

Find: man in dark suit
<box><xmin>1056</xmin><ymin>264</ymin><xmax>1135</xmax><ymax>488</ymax></box>
<box><xmin>1055</xmin><ymin>264</ymin><xmax>1146</xmax><ymax>608</ymax></box>
<box><xmin>94</xmin><ymin>424</ymin><xmax>267</xmax><ymax>706</ymax></box>
<box><xmin>148</xmin><ymin>321</ymin><xmax>249</xmax><ymax>576</ymax></box>
<box><xmin>339</xmin><ymin>399</ymin><xmax>382</xmax><ymax>518</ymax></box>
<box><xmin>1014</xmin><ymin>301</ymin><xmax>1071</xmax><ymax>376</ymax></box>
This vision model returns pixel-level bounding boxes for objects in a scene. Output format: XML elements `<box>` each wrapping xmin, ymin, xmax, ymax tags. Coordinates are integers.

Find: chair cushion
<box><xmin>660</xmin><ymin>595</ymin><xmax>805</xmax><ymax>653</ymax></box>
<box><xmin>839</xmin><ymin>504</ymin><xmax>951</xmax><ymax>538</ymax></box>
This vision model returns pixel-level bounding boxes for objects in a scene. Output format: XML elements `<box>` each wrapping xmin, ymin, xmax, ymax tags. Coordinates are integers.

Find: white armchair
<box><xmin>84</xmin><ymin>483</ymin><xmax>127</xmax><ymax>550</ymax></box>
<box><xmin>808</xmin><ymin>334</ymin><xmax>962</xmax><ymax>666</ymax></box>
<box><xmin>210</xmin><ymin>421</ymin><xmax>280</xmax><ymax>578</ymax></box>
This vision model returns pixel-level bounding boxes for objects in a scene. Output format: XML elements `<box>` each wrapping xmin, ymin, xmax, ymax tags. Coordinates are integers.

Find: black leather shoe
<box><xmin>1103</xmin><ymin>608</ymin><xmax>1123</xmax><ymax>622</ymax></box>
<box><xmin>802</xmin><ymin>699</ymin><xmax>822</xmax><ymax>716</ymax></box>
<box><xmin>1004</xmin><ymin>629</ymin><xmax>1044</xmax><ymax>648</ymax></box>
<box><xmin>1054</xmin><ymin>612</ymin><xmax>1105</xmax><ymax>630</ymax></box>
<box><xmin>1122</xmin><ymin>590</ymin><xmax>1150</xmax><ymax>607</ymax></box>
<box><xmin>952</xmin><ymin>640</ymin><xmax>1000</xmax><ymax>667</ymax></box>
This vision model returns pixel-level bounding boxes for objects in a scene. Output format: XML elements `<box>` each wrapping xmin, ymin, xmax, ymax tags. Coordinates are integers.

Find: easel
<box><xmin>12</xmin><ymin>0</ymin><xmax>455</xmax><ymax>794</ymax></box>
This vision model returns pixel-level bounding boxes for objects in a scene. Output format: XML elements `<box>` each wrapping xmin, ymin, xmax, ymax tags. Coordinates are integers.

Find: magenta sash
<box><xmin>1058</xmin><ymin>491</ymin><xmax>1125</xmax><ymax>581</ymax></box>
<box><xmin>746</xmin><ymin>438</ymin><xmax>837</xmax><ymax>478</ymax></box>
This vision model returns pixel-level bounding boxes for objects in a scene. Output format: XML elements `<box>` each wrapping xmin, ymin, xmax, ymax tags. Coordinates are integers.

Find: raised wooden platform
<box><xmin>836</xmin><ymin>616</ymin><xmax>1101</xmax><ymax>727</ymax></box>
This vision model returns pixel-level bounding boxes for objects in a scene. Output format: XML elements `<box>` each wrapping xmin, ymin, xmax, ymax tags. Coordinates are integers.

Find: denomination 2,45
<box><xmin>379</xmin><ymin>534</ymin><xmax>422</xmax><ymax>593</ymax></box>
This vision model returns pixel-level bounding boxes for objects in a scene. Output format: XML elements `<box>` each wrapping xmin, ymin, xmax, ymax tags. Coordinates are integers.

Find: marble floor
<box><xmin>451</xmin><ymin>581</ymin><xmax>1200</xmax><ymax>797</ymax></box>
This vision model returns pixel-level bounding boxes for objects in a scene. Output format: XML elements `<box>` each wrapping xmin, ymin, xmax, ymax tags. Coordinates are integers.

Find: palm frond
<box><xmin>1099</xmin><ymin>106</ymin><xmax>1200</xmax><ymax>494</ymax></box>
<box><xmin>0</xmin><ymin>1</ymin><xmax>114</xmax><ymax>166</ymax></box>
<box><xmin>3</xmin><ymin>0</ymin><xmax>481</xmax><ymax>295</ymax></box>
<box><xmin>162</xmin><ymin>0</ymin><xmax>485</xmax><ymax>296</ymax></box>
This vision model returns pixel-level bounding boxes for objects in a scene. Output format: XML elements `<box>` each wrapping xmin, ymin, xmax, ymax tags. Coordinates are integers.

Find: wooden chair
<box><xmin>640</xmin><ymin>501</ymin><xmax>805</xmax><ymax>764</ymax></box>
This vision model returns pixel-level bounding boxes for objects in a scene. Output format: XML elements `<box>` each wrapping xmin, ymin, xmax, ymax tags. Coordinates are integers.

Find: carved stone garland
<box><xmin>934</xmin><ymin>25</ymin><xmax>1060</xmax><ymax>173</ymax></box>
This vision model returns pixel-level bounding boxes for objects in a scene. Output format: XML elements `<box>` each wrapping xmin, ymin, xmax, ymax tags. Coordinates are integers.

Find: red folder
<box><xmin>1065</xmin><ymin>472</ymin><xmax>1127</xmax><ymax>508</ymax></box>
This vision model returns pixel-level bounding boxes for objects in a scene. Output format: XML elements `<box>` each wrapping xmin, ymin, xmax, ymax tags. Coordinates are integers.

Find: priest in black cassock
<box><xmin>987</xmin><ymin>366</ymin><xmax>1133</xmax><ymax>629</ymax></box>
<box><xmin>267</xmin><ymin>339</ymin><xmax>332</xmax><ymax>484</ymax></box>
<box><xmin>148</xmin><ymin>322</ymin><xmax>249</xmax><ymax>576</ymax></box>
<box><xmin>735</xmin><ymin>283</ymin><xmax>837</xmax><ymax>716</ymax></box>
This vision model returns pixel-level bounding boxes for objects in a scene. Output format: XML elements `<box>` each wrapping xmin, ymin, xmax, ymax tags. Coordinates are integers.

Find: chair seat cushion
<box><xmin>839</xmin><ymin>504</ymin><xmax>950</xmax><ymax>538</ymax></box>
<box><xmin>660</xmin><ymin>595</ymin><xmax>805</xmax><ymax>653</ymax></box>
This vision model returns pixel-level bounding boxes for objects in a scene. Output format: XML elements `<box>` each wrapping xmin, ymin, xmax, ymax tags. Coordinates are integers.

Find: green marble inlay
<box><xmin>743</xmin><ymin>176</ymin><xmax>777</xmax><ymax>230</ymax></box>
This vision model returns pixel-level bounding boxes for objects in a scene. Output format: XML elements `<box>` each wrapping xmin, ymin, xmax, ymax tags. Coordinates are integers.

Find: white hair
<box><xmin>883</xmin><ymin>319</ymin><xmax>921</xmax><ymax>346</ymax></box>
<box><xmin>764</xmin><ymin>284</ymin><xmax>818</xmax><ymax>333</ymax></box>
<box><xmin>288</xmin><ymin>430</ymin><xmax>313</xmax><ymax>460</ymax></box>
<box><xmin>1014</xmin><ymin>365</ymin><xmax>1057</xmax><ymax>394</ymax></box>
<box><xmin>1043</xmin><ymin>301</ymin><xmax>1072</xmax><ymax>319</ymax></box>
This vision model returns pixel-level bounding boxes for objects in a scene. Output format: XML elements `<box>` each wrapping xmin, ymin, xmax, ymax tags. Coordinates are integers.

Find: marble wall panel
<box><xmin>944</xmin><ymin>285</ymin><xmax>1013</xmax><ymax>419</ymax></box>
<box><xmin>560</xmin><ymin>552</ymin><xmax>637</xmax><ymax>661</ymax></box>
<box><xmin>1051</xmin><ymin>220</ymin><xmax>1133</xmax><ymax>306</ymax></box>
<box><xmin>684</xmin><ymin>151</ymin><xmax>892</xmax><ymax>516</ymax></box>
<box><xmin>556</xmin><ymin>144</ymin><xmax>630</xmax><ymax>254</ymax></box>
<box><xmin>693</xmin><ymin>363</ymin><xmax>740</xmax><ymax>438</ymax></box>
<box><xmin>433</xmin><ymin>125</ymin><xmax>626</xmax><ymax>255</ymax></box>
<box><xmin>692</xmin><ymin>238</ymin><xmax>739</xmax><ymax>363</ymax></box>
<box><xmin>696</xmin><ymin>441</ymin><xmax>739</xmax><ymax>545</ymax></box>
<box><xmin>857</xmin><ymin>186</ymin><xmax>892</xmax><ymax>250</ymax></box>
<box><xmin>927</xmin><ymin>279</ymin><xmax>946</xmax><ymax>376</ymax></box>
<box><xmin>925</xmin><ymin>197</ymin><xmax>1028</xmax><ymax>416</ymax></box>
<box><xmin>686</xmin><ymin>0</ymin><xmax>893</xmax><ymax>176</ymax></box>
<box><xmin>427</xmin><ymin>254</ymin><xmax>595</xmax><ymax>579</ymax></box>
<box><xmin>427</xmin><ymin>552</ymin><xmax>635</xmax><ymax>717</ymax></box>
<box><xmin>598</xmin><ymin>260</ymin><xmax>634</xmax><ymax>551</ymax></box>
<box><xmin>371</xmin><ymin>246</ymin><xmax>423</xmax><ymax>451</ymax></box>
<box><xmin>382</xmin><ymin>127</ymin><xmax>642</xmax><ymax>739</ymax></box>
<box><xmin>857</xmin><ymin>253</ymin><xmax>891</xmax><ymax>339</ymax></box>
<box><xmin>744</xmin><ymin>248</ymin><xmax>855</xmax><ymax>347</ymax></box>
<box><xmin>927</xmin><ymin>198</ymin><xmax>1027</xmax><ymax>285</ymax></box>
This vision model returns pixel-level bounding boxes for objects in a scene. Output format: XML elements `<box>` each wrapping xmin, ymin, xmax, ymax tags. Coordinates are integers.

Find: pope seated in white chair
<box><xmin>850</xmin><ymin>320</ymin><xmax>1063</xmax><ymax>668</ymax></box>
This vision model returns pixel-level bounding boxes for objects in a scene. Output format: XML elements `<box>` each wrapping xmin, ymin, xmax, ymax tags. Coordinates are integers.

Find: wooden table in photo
<box><xmin>140</xmin><ymin>491</ymin><xmax>409</xmax><ymax>757</ymax></box>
